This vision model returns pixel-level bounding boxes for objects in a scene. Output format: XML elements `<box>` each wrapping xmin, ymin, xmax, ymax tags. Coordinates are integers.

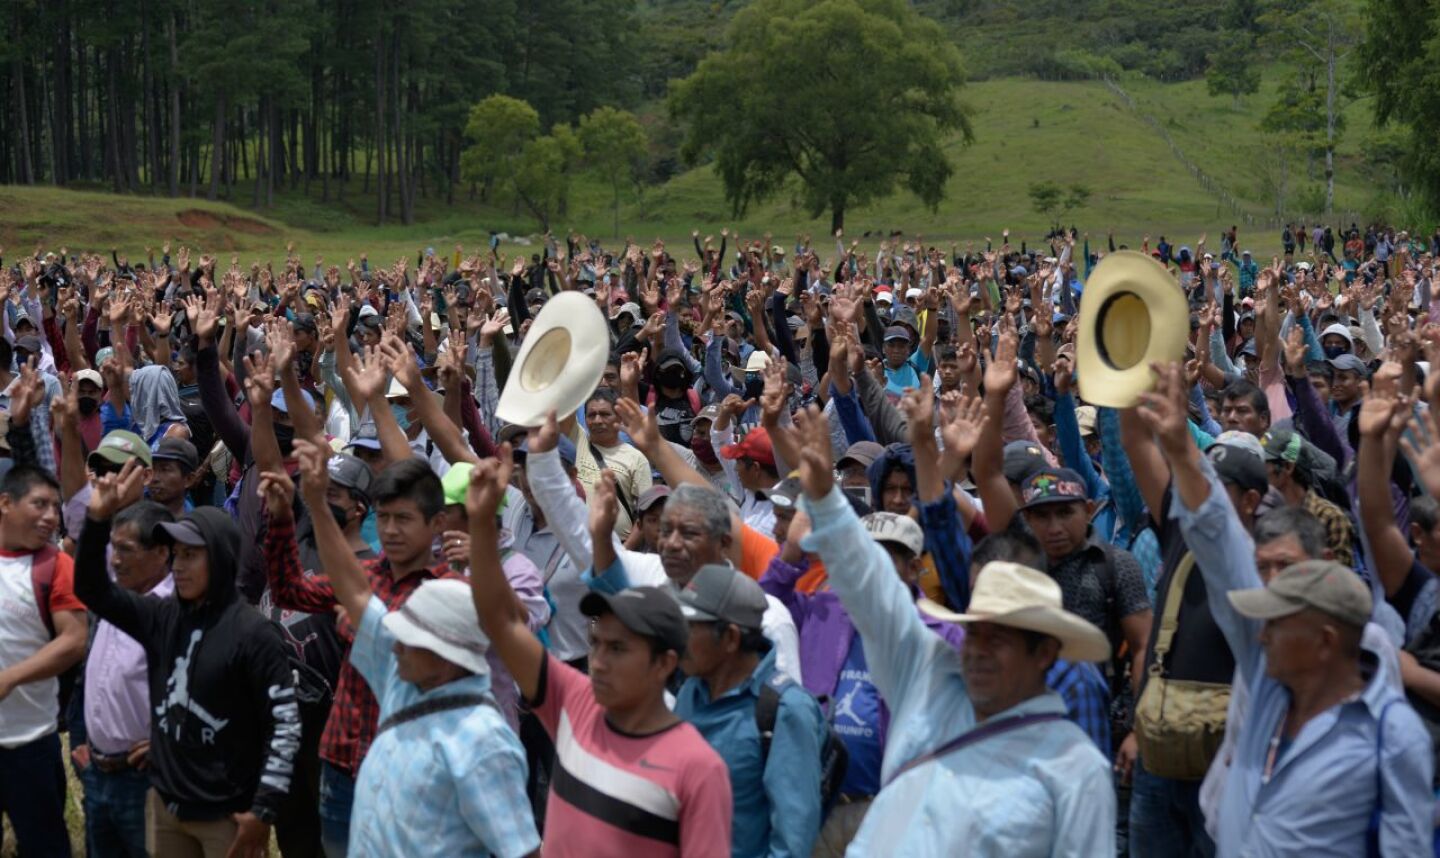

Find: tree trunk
<box><xmin>168</xmin><ymin>13</ymin><xmax>180</xmax><ymax>197</ymax></box>
<box><xmin>1323</xmin><ymin>50</ymin><xmax>1336</xmax><ymax>213</ymax></box>
<box><xmin>375</xmin><ymin>29</ymin><xmax>387</xmax><ymax>225</ymax></box>
<box><xmin>830</xmin><ymin>202</ymin><xmax>845</xmax><ymax>235</ymax></box>
<box><xmin>11</xmin><ymin>8</ymin><xmax>34</xmax><ymax>185</ymax></box>
<box><xmin>208</xmin><ymin>93</ymin><xmax>226</xmax><ymax>200</ymax></box>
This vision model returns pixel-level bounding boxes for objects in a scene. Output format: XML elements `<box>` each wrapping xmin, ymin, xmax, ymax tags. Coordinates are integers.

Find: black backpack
<box><xmin>755</xmin><ymin>674</ymin><xmax>849</xmax><ymax>819</ymax></box>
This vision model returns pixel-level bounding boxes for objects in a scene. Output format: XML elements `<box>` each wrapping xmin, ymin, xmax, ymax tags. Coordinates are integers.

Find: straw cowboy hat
<box><xmin>495</xmin><ymin>291</ymin><xmax>609</xmax><ymax>427</ymax></box>
<box><xmin>917</xmin><ymin>562</ymin><xmax>1111</xmax><ymax>662</ymax></box>
<box><xmin>1075</xmin><ymin>250</ymin><xmax>1189</xmax><ymax>408</ymax></box>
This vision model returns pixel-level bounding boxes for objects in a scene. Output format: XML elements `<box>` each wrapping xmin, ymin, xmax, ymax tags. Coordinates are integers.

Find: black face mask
<box><xmin>77</xmin><ymin>396</ymin><xmax>100</xmax><ymax>416</ymax></box>
<box><xmin>328</xmin><ymin>503</ymin><xmax>350</xmax><ymax>529</ymax></box>
<box><xmin>273</xmin><ymin>423</ymin><xmax>296</xmax><ymax>456</ymax></box>
<box><xmin>658</xmin><ymin>368</ymin><xmax>686</xmax><ymax>389</ymax></box>
<box><xmin>743</xmin><ymin>377</ymin><xmax>765</xmax><ymax>400</ymax></box>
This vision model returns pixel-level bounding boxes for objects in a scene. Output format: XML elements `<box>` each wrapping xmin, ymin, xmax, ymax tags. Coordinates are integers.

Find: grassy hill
<box><xmin>0</xmin><ymin>73</ymin><xmax>1391</xmax><ymax>263</ymax></box>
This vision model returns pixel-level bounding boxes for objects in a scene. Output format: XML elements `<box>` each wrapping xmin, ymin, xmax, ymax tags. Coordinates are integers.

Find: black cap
<box><xmin>657</xmin><ymin>349</ymin><xmax>688</xmax><ymax>371</ymax></box>
<box><xmin>292</xmin><ymin>313</ymin><xmax>318</xmax><ymax>333</ymax></box>
<box><xmin>1003</xmin><ymin>441</ymin><xmax>1048</xmax><ymax>484</ymax></box>
<box><xmin>154</xmin><ymin>519</ymin><xmax>206</xmax><ymax>546</ymax></box>
<box><xmin>152</xmin><ymin>438</ymin><xmax>200</xmax><ymax>472</ymax></box>
<box><xmin>525</xmin><ymin>287</ymin><xmax>548</xmax><ymax>306</ymax></box>
<box><xmin>580</xmin><ymin>587</ymin><xmax>689</xmax><ymax>656</ymax></box>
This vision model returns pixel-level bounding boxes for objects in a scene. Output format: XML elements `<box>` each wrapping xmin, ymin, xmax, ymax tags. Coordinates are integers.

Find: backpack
<box><xmin>755</xmin><ymin>674</ymin><xmax>848</xmax><ymax>819</ymax></box>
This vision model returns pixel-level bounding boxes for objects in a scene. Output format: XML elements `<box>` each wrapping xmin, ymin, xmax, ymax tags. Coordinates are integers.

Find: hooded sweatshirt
<box><xmin>75</xmin><ymin>506</ymin><xmax>300</xmax><ymax>823</ymax></box>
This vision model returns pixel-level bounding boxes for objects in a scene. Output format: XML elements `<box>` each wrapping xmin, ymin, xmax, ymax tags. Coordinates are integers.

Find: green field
<box><xmin>0</xmin><ymin>75</ymin><xmax>1391</xmax><ymax>265</ymax></box>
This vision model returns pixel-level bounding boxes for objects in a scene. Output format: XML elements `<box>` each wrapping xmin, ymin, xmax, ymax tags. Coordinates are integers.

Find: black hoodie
<box><xmin>75</xmin><ymin>506</ymin><xmax>300</xmax><ymax>822</ymax></box>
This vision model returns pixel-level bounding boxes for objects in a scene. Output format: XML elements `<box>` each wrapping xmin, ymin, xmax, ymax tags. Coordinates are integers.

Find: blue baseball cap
<box><xmin>271</xmin><ymin>388</ymin><xmax>316</xmax><ymax>415</ymax></box>
<box><xmin>515</xmin><ymin>434</ymin><xmax>577</xmax><ymax>468</ymax></box>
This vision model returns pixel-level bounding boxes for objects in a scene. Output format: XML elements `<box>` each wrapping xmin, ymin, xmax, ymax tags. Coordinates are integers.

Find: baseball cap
<box><xmin>73</xmin><ymin>368</ymin><xmax>104</xmax><ymax>388</ymax></box>
<box><xmin>330</xmin><ymin>453</ymin><xmax>375</xmax><ymax>503</ymax></box>
<box><xmin>346</xmin><ymin>424</ymin><xmax>382</xmax><ymax>451</ymax></box>
<box><xmin>720</xmin><ymin>427</ymin><xmax>776</xmax><ymax>467</ymax></box>
<box><xmin>291</xmin><ymin>313</ymin><xmax>318</xmax><ymax>334</ymax></box>
<box><xmin>580</xmin><ymin>586</ymin><xmax>689</xmax><ymax>656</ymax></box>
<box><xmin>884</xmin><ymin>325</ymin><xmax>912</xmax><ymax>343</ymax></box>
<box><xmin>526</xmin><ymin>287</ymin><xmax>548</xmax><ymax>307</ymax></box>
<box><xmin>692</xmin><ymin>404</ymin><xmax>722</xmax><ymax>427</ymax></box>
<box><xmin>88</xmin><ymin>430</ymin><xmax>152</xmax><ymax>471</ymax></box>
<box><xmin>1328</xmin><ymin>354</ymin><xmax>1369</xmax><ymax>378</ymax></box>
<box><xmin>1261</xmin><ymin>427</ymin><xmax>1305</xmax><ymax>466</ymax></box>
<box><xmin>1019</xmin><ymin>468</ymin><xmax>1089</xmax><ymax>510</ymax></box>
<box><xmin>875</xmin><ymin>289</ymin><xmax>895</xmax><ymax>305</ymax></box>
<box><xmin>862</xmin><ymin>512</ymin><xmax>924</xmax><ymax>556</ymax></box>
<box><xmin>610</xmin><ymin>301</ymin><xmax>642</xmax><ymax>322</ymax></box>
<box><xmin>1003</xmin><ymin>440</ymin><xmax>1048</xmax><ymax>484</ymax></box>
<box><xmin>656</xmin><ymin>349</ymin><xmax>687</xmax><ymax>371</ymax></box>
<box><xmin>271</xmin><ymin>387</ymin><xmax>316</xmax><ymax>414</ymax></box>
<box><xmin>13</xmin><ymin>334</ymin><xmax>43</xmax><ymax>355</ymax></box>
<box><xmin>678</xmin><ymin>564</ymin><xmax>767</xmax><ymax>629</ymax></box>
<box><xmin>904</xmin><ymin>287</ymin><xmax>924</xmax><ymax>302</ymax></box>
<box><xmin>1075</xmin><ymin>406</ymin><xmax>1098</xmax><ymax>438</ymax></box>
<box><xmin>636</xmin><ymin>485</ymin><xmax>671</xmax><ymax>513</ymax></box>
<box><xmin>1206</xmin><ymin>442</ymin><xmax>1269</xmax><ymax>495</ymax></box>
<box><xmin>154</xmin><ymin>518</ymin><xmax>206</xmax><ymax>547</ymax></box>
<box><xmin>1227</xmin><ymin>559</ymin><xmax>1371</xmax><ymax>629</ymax></box>
<box><xmin>766</xmin><ymin>473</ymin><xmax>802</xmax><ymax>509</ymax></box>
<box><xmin>837</xmin><ymin>441</ymin><xmax>885</xmax><ymax>471</ymax></box>
<box><xmin>151</xmin><ymin>438</ymin><xmax>200</xmax><ymax>473</ymax></box>
<box><xmin>514</xmin><ymin>434</ymin><xmax>578</xmax><ymax>468</ymax></box>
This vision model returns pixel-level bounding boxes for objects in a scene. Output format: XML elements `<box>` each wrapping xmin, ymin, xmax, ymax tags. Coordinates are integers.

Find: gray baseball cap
<box><xmin>1227</xmin><ymin>559</ymin><xmax>1371</xmax><ymax>629</ymax></box>
<box><xmin>677</xmin><ymin>564</ymin><xmax>767</xmax><ymax>629</ymax></box>
<box><xmin>327</xmin><ymin>453</ymin><xmax>374</xmax><ymax>503</ymax></box>
<box><xmin>862</xmin><ymin>512</ymin><xmax>925</xmax><ymax>556</ymax></box>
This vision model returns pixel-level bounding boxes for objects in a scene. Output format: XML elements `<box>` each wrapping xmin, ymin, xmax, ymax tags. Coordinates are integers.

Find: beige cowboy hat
<box><xmin>917</xmin><ymin>562</ymin><xmax>1111</xmax><ymax>662</ymax></box>
<box><xmin>1075</xmin><ymin>250</ymin><xmax>1189</xmax><ymax>408</ymax></box>
<box><xmin>495</xmin><ymin>291</ymin><xmax>609</xmax><ymax>427</ymax></box>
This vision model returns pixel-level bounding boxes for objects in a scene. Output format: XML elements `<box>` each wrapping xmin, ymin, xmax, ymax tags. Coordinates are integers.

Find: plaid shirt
<box><xmin>1302</xmin><ymin>491</ymin><xmax>1357</xmax><ymax>570</ymax></box>
<box><xmin>1047</xmin><ymin>658</ymin><xmax>1112</xmax><ymax>760</ymax></box>
<box><xmin>264</xmin><ymin>512</ymin><xmax>454</xmax><ymax>776</ymax></box>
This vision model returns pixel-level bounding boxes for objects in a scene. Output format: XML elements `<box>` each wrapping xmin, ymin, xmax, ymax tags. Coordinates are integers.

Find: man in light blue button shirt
<box><xmin>1137</xmin><ymin>360</ymin><xmax>1433</xmax><ymax>857</ymax></box>
<box><xmin>787</xmin><ymin>405</ymin><xmax>1116</xmax><ymax>857</ymax></box>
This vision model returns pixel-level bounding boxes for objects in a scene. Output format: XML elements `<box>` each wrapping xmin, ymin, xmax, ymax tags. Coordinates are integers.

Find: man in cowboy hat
<box><xmin>288</xmin><ymin>441</ymin><xmax>539</xmax><ymax>858</ymax></box>
<box><xmin>785</xmin><ymin>404</ymin><xmax>1114</xmax><ymax>854</ymax></box>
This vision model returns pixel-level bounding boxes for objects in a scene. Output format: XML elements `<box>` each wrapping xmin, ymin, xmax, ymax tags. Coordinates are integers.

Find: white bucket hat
<box><xmin>918</xmin><ymin>562</ymin><xmax>1111</xmax><ymax>662</ymax></box>
<box><xmin>382</xmin><ymin>579</ymin><xmax>491</xmax><ymax>675</ymax></box>
<box><xmin>495</xmin><ymin>291</ymin><xmax>609</xmax><ymax>427</ymax></box>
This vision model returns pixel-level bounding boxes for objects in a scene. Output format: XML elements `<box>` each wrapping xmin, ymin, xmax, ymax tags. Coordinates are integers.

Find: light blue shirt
<box><xmin>675</xmin><ymin>649</ymin><xmax>826</xmax><ymax>858</ymax></box>
<box><xmin>1171</xmin><ymin>458</ymin><xmax>1434</xmax><ymax>858</ymax></box>
<box><xmin>797</xmin><ymin>486</ymin><xmax>1115</xmax><ymax>857</ymax></box>
<box><xmin>348</xmin><ymin>596</ymin><xmax>539</xmax><ymax>858</ymax></box>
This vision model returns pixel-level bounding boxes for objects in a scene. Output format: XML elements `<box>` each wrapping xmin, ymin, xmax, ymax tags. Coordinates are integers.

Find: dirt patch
<box><xmin>177</xmin><ymin>209</ymin><xmax>222</xmax><ymax>229</ymax></box>
<box><xmin>175</xmin><ymin>209</ymin><xmax>277</xmax><ymax>236</ymax></box>
<box><xmin>224</xmin><ymin>215</ymin><xmax>275</xmax><ymax>235</ymax></box>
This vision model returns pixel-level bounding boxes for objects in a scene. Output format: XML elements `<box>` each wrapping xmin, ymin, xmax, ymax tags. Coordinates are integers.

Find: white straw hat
<box><xmin>495</xmin><ymin>291</ymin><xmax>609</xmax><ymax>427</ymax></box>
<box><xmin>381</xmin><ymin>579</ymin><xmax>491</xmax><ymax>675</ymax></box>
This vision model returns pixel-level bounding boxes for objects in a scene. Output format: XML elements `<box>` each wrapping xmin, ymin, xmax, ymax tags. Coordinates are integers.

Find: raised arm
<box><xmin>382</xmin><ymin>331</ymin><xmax>478</xmax><ymax>466</ymax></box>
<box><xmin>466</xmin><ymin>451</ymin><xmax>546</xmax><ymax>700</ymax></box>
<box><xmin>293</xmin><ymin>436</ymin><xmax>371</xmax><ymax>626</ymax></box>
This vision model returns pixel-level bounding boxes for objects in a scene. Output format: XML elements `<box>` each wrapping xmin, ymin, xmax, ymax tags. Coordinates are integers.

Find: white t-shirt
<box><xmin>0</xmin><ymin>549</ymin><xmax>83</xmax><ymax>748</ymax></box>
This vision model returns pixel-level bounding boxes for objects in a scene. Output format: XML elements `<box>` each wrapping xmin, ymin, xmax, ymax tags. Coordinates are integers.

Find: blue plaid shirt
<box><xmin>347</xmin><ymin>596</ymin><xmax>539</xmax><ymax>858</ymax></box>
<box><xmin>1047</xmin><ymin>659</ymin><xmax>1111</xmax><ymax>761</ymax></box>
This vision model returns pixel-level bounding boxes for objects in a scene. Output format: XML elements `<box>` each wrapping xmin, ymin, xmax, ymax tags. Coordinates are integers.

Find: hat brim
<box><xmin>495</xmin><ymin>292</ymin><xmax>609</xmax><ymax>428</ymax></box>
<box><xmin>88</xmin><ymin>448</ymin><xmax>149</xmax><ymax>471</ymax></box>
<box><xmin>916</xmin><ymin>600</ymin><xmax>1111</xmax><ymax>663</ymax></box>
<box><xmin>679</xmin><ymin>603</ymin><xmax>720</xmax><ymax>622</ymax></box>
<box><xmin>154</xmin><ymin>520</ymin><xmax>206</xmax><ymax>547</ymax></box>
<box><xmin>1018</xmin><ymin>494</ymin><xmax>1088</xmax><ymax>511</ymax></box>
<box><xmin>1076</xmin><ymin>251</ymin><xmax>1189</xmax><ymax>408</ymax></box>
<box><xmin>382</xmin><ymin>607</ymin><xmax>490</xmax><ymax>675</ymax></box>
<box><xmin>1226</xmin><ymin>588</ymin><xmax>1306</xmax><ymax>622</ymax></box>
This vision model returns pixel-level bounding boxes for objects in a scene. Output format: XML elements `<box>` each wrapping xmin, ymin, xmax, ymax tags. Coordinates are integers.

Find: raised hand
<box><xmin>898</xmin><ymin>373</ymin><xmax>937</xmax><ymax>445</ymax></box>
<box><xmin>1135</xmin><ymin>362</ymin><xmax>1189</xmax><ymax>455</ymax></box>
<box><xmin>588</xmin><ymin>470</ymin><xmax>621</xmax><ymax>543</ymax></box>
<box><xmin>983</xmin><ymin>328</ymin><xmax>1019</xmax><ymax>396</ymax></box>
<box><xmin>6</xmin><ymin>358</ymin><xmax>46</xmax><ymax>427</ymax></box>
<box><xmin>614</xmin><ymin>397</ymin><xmax>661</xmax><ymax>455</ymax></box>
<box><xmin>88</xmin><ymin>459</ymin><xmax>148</xmax><ymax>520</ymax></box>
<box><xmin>1282</xmin><ymin>327</ymin><xmax>1307</xmax><ymax>378</ymax></box>
<box><xmin>792</xmin><ymin>405</ymin><xmax>835</xmax><ymax>500</ymax></box>
<box><xmin>293</xmin><ymin>435</ymin><xmax>331</xmax><ymax>504</ymax></box>
<box><xmin>265</xmin><ymin>317</ymin><xmax>296</xmax><ymax>373</ymax></box>
<box><xmin>242</xmin><ymin>351</ymin><xmax>276</xmax><ymax>410</ymax></box>
<box><xmin>938</xmin><ymin>391</ymin><xmax>986</xmax><ymax>462</ymax></box>
<box><xmin>49</xmin><ymin>374</ymin><xmax>78</xmax><ymax>436</ymax></box>
<box><xmin>342</xmin><ymin>344</ymin><xmax>388</xmax><ymax>402</ymax></box>
<box><xmin>526</xmin><ymin>410</ymin><xmax>561</xmax><ymax>455</ymax></box>
<box><xmin>380</xmin><ymin>332</ymin><xmax>422</xmax><ymax>392</ymax></box>
<box><xmin>619</xmin><ymin>348</ymin><xmax>647</xmax><ymax>393</ymax></box>
<box><xmin>464</xmin><ymin>447</ymin><xmax>515</xmax><ymax>524</ymax></box>
<box><xmin>258</xmin><ymin>467</ymin><xmax>296</xmax><ymax>520</ymax></box>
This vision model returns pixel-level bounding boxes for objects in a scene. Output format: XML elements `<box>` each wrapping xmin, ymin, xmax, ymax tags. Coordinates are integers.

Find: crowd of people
<box><xmin>2</xmin><ymin>220</ymin><xmax>1440</xmax><ymax>857</ymax></box>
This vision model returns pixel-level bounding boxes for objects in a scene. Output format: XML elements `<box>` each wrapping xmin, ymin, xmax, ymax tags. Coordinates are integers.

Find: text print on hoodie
<box><xmin>76</xmin><ymin>506</ymin><xmax>301</xmax><ymax>822</ymax></box>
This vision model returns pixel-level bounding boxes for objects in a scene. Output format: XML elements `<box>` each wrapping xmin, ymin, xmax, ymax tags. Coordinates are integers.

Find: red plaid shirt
<box><xmin>263</xmin><ymin>512</ymin><xmax>455</xmax><ymax>776</ymax></box>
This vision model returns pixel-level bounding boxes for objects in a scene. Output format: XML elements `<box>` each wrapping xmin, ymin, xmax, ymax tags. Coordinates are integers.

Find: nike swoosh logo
<box><xmin>637</xmin><ymin>758</ymin><xmax>673</xmax><ymax>772</ymax></box>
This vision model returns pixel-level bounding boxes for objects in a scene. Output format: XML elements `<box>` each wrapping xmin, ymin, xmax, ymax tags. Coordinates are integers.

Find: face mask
<box><xmin>77</xmin><ymin>396</ymin><xmax>99</xmax><ymax>416</ymax></box>
<box><xmin>391</xmin><ymin>404</ymin><xmax>411</xmax><ymax>432</ymax></box>
<box><xmin>273</xmin><ymin>423</ymin><xmax>296</xmax><ymax>455</ymax></box>
<box><xmin>1323</xmin><ymin>345</ymin><xmax>1349</xmax><ymax>360</ymax></box>
<box><xmin>743</xmin><ymin>374</ymin><xmax>764</xmax><ymax>400</ymax></box>
<box><xmin>328</xmin><ymin>503</ymin><xmax>350</xmax><ymax>529</ymax></box>
<box><xmin>691</xmin><ymin>433</ymin><xmax>718</xmax><ymax>465</ymax></box>
<box><xmin>658</xmin><ymin>368</ymin><xmax>686</xmax><ymax>389</ymax></box>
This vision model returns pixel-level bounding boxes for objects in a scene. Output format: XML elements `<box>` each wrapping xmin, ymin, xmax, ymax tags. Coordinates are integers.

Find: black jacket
<box><xmin>75</xmin><ymin>507</ymin><xmax>300</xmax><ymax>822</ymax></box>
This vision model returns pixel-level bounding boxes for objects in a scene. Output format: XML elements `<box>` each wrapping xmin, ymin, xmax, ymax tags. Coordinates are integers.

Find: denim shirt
<box><xmin>797</xmin><ymin>486</ymin><xmax>1115</xmax><ymax>856</ymax></box>
<box><xmin>1172</xmin><ymin>458</ymin><xmax>1434</xmax><ymax>857</ymax></box>
<box><xmin>674</xmin><ymin>649</ymin><xmax>827</xmax><ymax>857</ymax></box>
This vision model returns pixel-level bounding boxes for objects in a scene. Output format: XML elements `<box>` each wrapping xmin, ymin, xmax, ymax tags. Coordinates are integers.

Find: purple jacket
<box><xmin>760</xmin><ymin>554</ymin><xmax>966</xmax><ymax>738</ymax></box>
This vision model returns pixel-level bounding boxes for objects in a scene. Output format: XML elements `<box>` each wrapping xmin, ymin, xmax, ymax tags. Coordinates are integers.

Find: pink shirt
<box><xmin>84</xmin><ymin>574</ymin><xmax>174</xmax><ymax>754</ymax></box>
<box><xmin>532</xmin><ymin>655</ymin><xmax>732</xmax><ymax>858</ymax></box>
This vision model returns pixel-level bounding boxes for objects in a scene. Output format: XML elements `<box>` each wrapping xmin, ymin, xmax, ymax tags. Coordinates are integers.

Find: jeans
<box><xmin>0</xmin><ymin>732</ymin><xmax>73</xmax><ymax>857</ymax></box>
<box><xmin>1128</xmin><ymin>762</ymin><xmax>1215</xmax><ymax>858</ymax></box>
<box><xmin>80</xmin><ymin>764</ymin><xmax>149</xmax><ymax>857</ymax></box>
<box><xmin>318</xmin><ymin>761</ymin><xmax>355</xmax><ymax>858</ymax></box>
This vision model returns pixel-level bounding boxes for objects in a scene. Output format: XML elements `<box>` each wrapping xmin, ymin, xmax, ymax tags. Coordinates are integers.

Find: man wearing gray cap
<box><xmin>1136</xmin><ymin>361</ymin><xmax>1432</xmax><ymax>856</ymax></box>
<box><xmin>674</xmin><ymin>564</ymin><xmax>828</xmax><ymax>858</ymax></box>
